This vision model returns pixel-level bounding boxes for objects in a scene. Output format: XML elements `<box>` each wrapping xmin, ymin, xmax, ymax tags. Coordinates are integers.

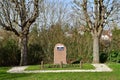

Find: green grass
<box><xmin>26</xmin><ymin>63</ymin><xmax>95</xmax><ymax>70</ymax></box>
<box><xmin>0</xmin><ymin>63</ymin><xmax>120</xmax><ymax>80</ymax></box>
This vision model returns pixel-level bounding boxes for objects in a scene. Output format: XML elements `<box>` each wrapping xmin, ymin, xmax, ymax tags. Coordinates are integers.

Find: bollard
<box><xmin>80</xmin><ymin>61</ymin><xmax>82</xmax><ymax>68</ymax></box>
<box><xmin>41</xmin><ymin>61</ymin><xmax>44</xmax><ymax>70</ymax></box>
<box><xmin>60</xmin><ymin>61</ymin><xmax>63</xmax><ymax>68</ymax></box>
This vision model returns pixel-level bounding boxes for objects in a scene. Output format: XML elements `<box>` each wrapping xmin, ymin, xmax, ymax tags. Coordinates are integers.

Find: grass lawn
<box><xmin>0</xmin><ymin>63</ymin><xmax>120</xmax><ymax>80</ymax></box>
<box><xmin>26</xmin><ymin>63</ymin><xmax>95</xmax><ymax>70</ymax></box>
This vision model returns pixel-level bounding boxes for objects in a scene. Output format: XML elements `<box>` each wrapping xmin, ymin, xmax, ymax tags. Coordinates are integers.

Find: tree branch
<box><xmin>0</xmin><ymin>19</ymin><xmax>20</xmax><ymax>36</ymax></box>
<box><xmin>28</xmin><ymin>0</ymin><xmax>39</xmax><ymax>23</ymax></box>
<box><xmin>82</xmin><ymin>0</ymin><xmax>92</xmax><ymax>30</ymax></box>
<box><xmin>22</xmin><ymin>0</ymin><xmax>39</xmax><ymax>34</ymax></box>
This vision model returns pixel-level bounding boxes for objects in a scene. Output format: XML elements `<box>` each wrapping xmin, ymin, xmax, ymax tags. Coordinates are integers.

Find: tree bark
<box><xmin>93</xmin><ymin>35</ymin><xmax>100</xmax><ymax>63</ymax></box>
<box><xmin>20</xmin><ymin>34</ymin><xmax>28</xmax><ymax>66</ymax></box>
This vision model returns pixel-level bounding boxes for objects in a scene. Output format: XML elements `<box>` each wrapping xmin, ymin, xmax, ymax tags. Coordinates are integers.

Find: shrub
<box><xmin>0</xmin><ymin>39</ymin><xmax>20</xmax><ymax>66</ymax></box>
<box><xmin>108</xmin><ymin>50</ymin><xmax>120</xmax><ymax>63</ymax></box>
<box><xmin>28</xmin><ymin>44</ymin><xmax>44</xmax><ymax>65</ymax></box>
<box><xmin>100</xmin><ymin>52</ymin><xmax>108</xmax><ymax>63</ymax></box>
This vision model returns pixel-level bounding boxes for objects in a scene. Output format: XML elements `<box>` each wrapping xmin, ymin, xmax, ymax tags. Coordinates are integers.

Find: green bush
<box><xmin>108</xmin><ymin>50</ymin><xmax>120</xmax><ymax>63</ymax></box>
<box><xmin>28</xmin><ymin>44</ymin><xmax>45</xmax><ymax>65</ymax></box>
<box><xmin>100</xmin><ymin>52</ymin><xmax>108</xmax><ymax>63</ymax></box>
<box><xmin>0</xmin><ymin>39</ymin><xmax>20</xmax><ymax>66</ymax></box>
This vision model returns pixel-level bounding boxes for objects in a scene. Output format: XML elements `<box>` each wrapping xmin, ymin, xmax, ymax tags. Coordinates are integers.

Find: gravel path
<box><xmin>7</xmin><ymin>64</ymin><xmax>112</xmax><ymax>73</ymax></box>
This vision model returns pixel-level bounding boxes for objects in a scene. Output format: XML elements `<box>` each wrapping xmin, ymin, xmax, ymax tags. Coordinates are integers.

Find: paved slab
<box><xmin>92</xmin><ymin>64</ymin><xmax>112</xmax><ymax>72</ymax></box>
<box><xmin>7</xmin><ymin>64</ymin><xmax>112</xmax><ymax>73</ymax></box>
<box><xmin>7</xmin><ymin>66</ymin><xmax>28</xmax><ymax>73</ymax></box>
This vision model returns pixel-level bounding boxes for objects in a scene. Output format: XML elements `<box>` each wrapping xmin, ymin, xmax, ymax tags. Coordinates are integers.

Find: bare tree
<box><xmin>73</xmin><ymin>0</ymin><xmax>120</xmax><ymax>63</ymax></box>
<box><xmin>37</xmin><ymin>0</ymin><xmax>71</xmax><ymax>29</ymax></box>
<box><xmin>0</xmin><ymin>0</ymin><xmax>40</xmax><ymax>65</ymax></box>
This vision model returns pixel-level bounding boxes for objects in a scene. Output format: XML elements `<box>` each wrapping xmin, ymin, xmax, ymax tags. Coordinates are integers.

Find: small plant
<box><xmin>108</xmin><ymin>50</ymin><xmax>120</xmax><ymax>63</ymax></box>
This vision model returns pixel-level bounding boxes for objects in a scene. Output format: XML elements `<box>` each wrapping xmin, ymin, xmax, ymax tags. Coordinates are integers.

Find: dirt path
<box><xmin>7</xmin><ymin>64</ymin><xmax>112</xmax><ymax>73</ymax></box>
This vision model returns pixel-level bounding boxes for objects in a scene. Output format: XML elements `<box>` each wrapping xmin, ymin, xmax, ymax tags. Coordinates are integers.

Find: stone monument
<box><xmin>54</xmin><ymin>43</ymin><xmax>67</xmax><ymax>64</ymax></box>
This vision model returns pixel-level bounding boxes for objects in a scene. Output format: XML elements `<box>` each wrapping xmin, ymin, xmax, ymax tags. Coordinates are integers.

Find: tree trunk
<box><xmin>93</xmin><ymin>35</ymin><xmax>100</xmax><ymax>63</ymax></box>
<box><xmin>20</xmin><ymin>34</ymin><xmax>28</xmax><ymax>66</ymax></box>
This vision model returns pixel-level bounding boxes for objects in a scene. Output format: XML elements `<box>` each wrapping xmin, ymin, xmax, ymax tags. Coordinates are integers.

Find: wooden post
<box><xmin>60</xmin><ymin>61</ymin><xmax>63</xmax><ymax>68</ymax></box>
<box><xmin>41</xmin><ymin>61</ymin><xmax>44</xmax><ymax>70</ymax></box>
<box><xmin>80</xmin><ymin>60</ymin><xmax>83</xmax><ymax>69</ymax></box>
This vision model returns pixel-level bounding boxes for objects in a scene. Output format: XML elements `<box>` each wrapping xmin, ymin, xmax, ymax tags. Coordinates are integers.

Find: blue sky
<box><xmin>47</xmin><ymin>0</ymin><xmax>73</xmax><ymax>6</ymax></box>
